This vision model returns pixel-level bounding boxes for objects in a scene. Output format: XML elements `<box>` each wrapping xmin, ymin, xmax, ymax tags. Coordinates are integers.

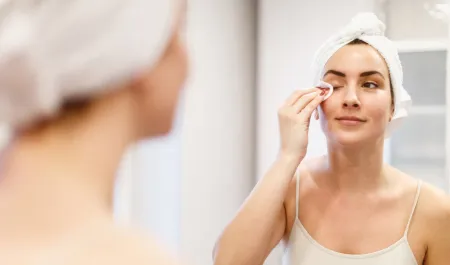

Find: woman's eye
<box><xmin>363</xmin><ymin>82</ymin><xmax>378</xmax><ymax>89</ymax></box>
<box><xmin>329</xmin><ymin>83</ymin><xmax>342</xmax><ymax>89</ymax></box>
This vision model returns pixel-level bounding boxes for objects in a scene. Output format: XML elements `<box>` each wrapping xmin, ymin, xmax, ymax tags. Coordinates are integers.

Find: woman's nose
<box><xmin>342</xmin><ymin>86</ymin><xmax>360</xmax><ymax>109</ymax></box>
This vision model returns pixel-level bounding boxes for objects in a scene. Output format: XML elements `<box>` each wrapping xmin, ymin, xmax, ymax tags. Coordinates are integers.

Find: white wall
<box><xmin>446</xmin><ymin>17</ymin><xmax>450</xmax><ymax>192</ymax></box>
<box><xmin>257</xmin><ymin>1</ymin><xmax>377</xmax><ymax>264</ymax></box>
<box><xmin>386</xmin><ymin>0</ymin><xmax>448</xmax><ymax>40</ymax></box>
<box><xmin>131</xmin><ymin>97</ymin><xmax>184</xmax><ymax>249</ymax></box>
<box><xmin>180</xmin><ymin>1</ymin><xmax>257</xmax><ymax>264</ymax></box>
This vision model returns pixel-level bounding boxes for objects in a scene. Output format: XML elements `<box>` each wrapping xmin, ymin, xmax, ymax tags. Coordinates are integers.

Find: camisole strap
<box><xmin>404</xmin><ymin>180</ymin><xmax>422</xmax><ymax>237</ymax></box>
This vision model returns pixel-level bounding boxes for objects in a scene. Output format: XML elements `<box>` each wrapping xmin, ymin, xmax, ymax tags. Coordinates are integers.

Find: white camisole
<box><xmin>283</xmin><ymin>173</ymin><xmax>421</xmax><ymax>265</ymax></box>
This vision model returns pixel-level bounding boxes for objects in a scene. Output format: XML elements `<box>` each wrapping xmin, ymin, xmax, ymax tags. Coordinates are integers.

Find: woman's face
<box><xmin>134</xmin><ymin>2</ymin><xmax>188</xmax><ymax>137</ymax></box>
<box><xmin>319</xmin><ymin>43</ymin><xmax>393</xmax><ymax>145</ymax></box>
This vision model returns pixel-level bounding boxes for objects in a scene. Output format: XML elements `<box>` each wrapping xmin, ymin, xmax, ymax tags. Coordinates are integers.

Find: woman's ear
<box><xmin>389</xmin><ymin>107</ymin><xmax>395</xmax><ymax>122</ymax></box>
<box><xmin>389</xmin><ymin>83</ymin><xmax>395</xmax><ymax>122</ymax></box>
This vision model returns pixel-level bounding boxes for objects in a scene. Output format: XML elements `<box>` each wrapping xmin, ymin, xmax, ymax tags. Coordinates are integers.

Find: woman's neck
<box><xmin>0</xmin><ymin>88</ymin><xmax>140</xmax><ymax>236</ymax></box>
<box><xmin>324</xmin><ymin>138</ymin><xmax>388</xmax><ymax>193</ymax></box>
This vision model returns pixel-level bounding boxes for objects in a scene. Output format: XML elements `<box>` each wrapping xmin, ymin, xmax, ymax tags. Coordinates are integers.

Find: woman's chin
<box><xmin>327</xmin><ymin>130</ymin><xmax>374</xmax><ymax>146</ymax></box>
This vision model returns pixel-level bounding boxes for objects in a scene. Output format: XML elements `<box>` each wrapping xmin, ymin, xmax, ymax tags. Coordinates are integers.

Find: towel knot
<box><xmin>343</xmin><ymin>12</ymin><xmax>386</xmax><ymax>39</ymax></box>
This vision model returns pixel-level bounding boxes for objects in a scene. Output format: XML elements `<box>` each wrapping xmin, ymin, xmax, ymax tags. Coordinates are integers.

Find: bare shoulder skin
<box><xmin>283</xmin><ymin>156</ymin><xmax>450</xmax><ymax>265</ymax></box>
<box><xmin>417</xmin><ymin>182</ymin><xmax>450</xmax><ymax>264</ymax></box>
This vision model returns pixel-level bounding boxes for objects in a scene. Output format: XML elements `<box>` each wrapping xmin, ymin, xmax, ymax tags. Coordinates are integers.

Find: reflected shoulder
<box><xmin>65</xmin><ymin>223</ymin><xmax>183</xmax><ymax>265</ymax></box>
<box><xmin>105</xmin><ymin>227</ymin><xmax>182</xmax><ymax>265</ymax></box>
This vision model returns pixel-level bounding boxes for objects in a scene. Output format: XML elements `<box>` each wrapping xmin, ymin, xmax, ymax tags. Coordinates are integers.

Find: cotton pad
<box><xmin>316</xmin><ymin>80</ymin><xmax>333</xmax><ymax>100</ymax></box>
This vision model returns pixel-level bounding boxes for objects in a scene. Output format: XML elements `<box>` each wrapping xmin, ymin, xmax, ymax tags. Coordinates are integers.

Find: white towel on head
<box><xmin>0</xmin><ymin>0</ymin><xmax>178</xmax><ymax>129</ymax></box>
<box><xmin>311</xmin><ymin>12</ymin><xmax>412</xmax><ymax>138</ymax></box>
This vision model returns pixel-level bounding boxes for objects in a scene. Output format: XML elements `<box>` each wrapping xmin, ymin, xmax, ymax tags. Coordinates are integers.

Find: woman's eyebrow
<box><xmin>323</xmin><ymin>70</ymin><xmax>345</xmax><ymax>78</ymax></box>
<box><xmin>360</xmin><ymin>70</ymin><xmax>385</xmax><ymax>80</ymax></box>
<box><xmin>323</xmin><ymin>69</ymin><xmax>385</xmax><ymax>80</ymax></box>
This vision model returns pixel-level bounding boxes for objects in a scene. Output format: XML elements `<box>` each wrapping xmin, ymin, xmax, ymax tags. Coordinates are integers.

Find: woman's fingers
<box><xmin>298</xmin><ymin>92</ymin><xmax>326</xmax><ymax>121</ymax></box>
<box><xmin>283</xmin><ymin>88</ymin><xmax>319</xmax><ymax>106</ymax></box>
<box><xmin>291</xmin><ymin>91</ymin><xmax>320</xmax><ymax>113</ymax></box>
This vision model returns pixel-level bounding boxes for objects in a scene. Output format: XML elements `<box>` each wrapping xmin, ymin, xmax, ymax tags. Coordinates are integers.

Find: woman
<box><xmin>0</xmin><ymin>0</ymin><xmax>188</xmax><ymax>264</ymax></box>
<box><xmin>213</xmin><ymin>13</ymin><xmax>450</xmax><ymax>265</ymax></box>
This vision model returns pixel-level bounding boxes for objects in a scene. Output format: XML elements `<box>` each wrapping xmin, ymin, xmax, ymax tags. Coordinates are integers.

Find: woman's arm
<box><xmin>213</xmin><ymin>154</ymin><xmax>300</xmax><ymax>265</ymax></box>
<box><xmin>213</xmin><ymin>88</ymin><xmax>326</xmax><ymax>265</ymax></box>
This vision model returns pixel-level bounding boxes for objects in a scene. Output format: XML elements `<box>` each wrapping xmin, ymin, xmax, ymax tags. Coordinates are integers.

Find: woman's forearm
<box><xmin>213</xmin><ymin>154</ymin><xmax>302</xmax><ymax>265</ymax></box>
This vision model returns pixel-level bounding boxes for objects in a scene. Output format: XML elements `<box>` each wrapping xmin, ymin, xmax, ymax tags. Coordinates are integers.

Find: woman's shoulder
<box><xmin>390</xmin><ymin>166</ymin><xmax>450</xmax><ymax>246</ymax></box>
<box><xmin>411</xmin><ymin>178</ymin><xmax>450</xmax><ymax>258</ymax></box>
<box><xmin>416</xmin><ymin>180</ymin><xmax>450</xmax><ymax>223</ymax></box>
<box><xmin>295</xmin><ymin>156</ymin><xmax>323</xmax><ymax>180</ymax></box>
<box><xmin>285</xmin><ymin>156</ymin><xmax>319</xmax><ymax>191</ymax></box>
<box><xmin>387</xmin><ymin>166</ymin><xmax>450</xmax><ymax>214</ymax></box>
<box><xmin>389</xmin><ymin>166</ymin><xmax>450</xmax><ymax>215</ymax></box>
<box><xmin>283</xmin><ymin>156</ymin><xmax>322</xmax><ymax>209</ymax></box>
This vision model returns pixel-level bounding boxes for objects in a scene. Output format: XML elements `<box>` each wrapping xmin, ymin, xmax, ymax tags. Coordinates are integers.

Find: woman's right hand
<box><xmin>277</xmin><ymin>88</ymin><xmax>326</xmax><ymax>162</ymax></box>
<box><xmin>213</xmin><ymin>88</ymin><xmax>327</xmax><ymax>265</ymax></box>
